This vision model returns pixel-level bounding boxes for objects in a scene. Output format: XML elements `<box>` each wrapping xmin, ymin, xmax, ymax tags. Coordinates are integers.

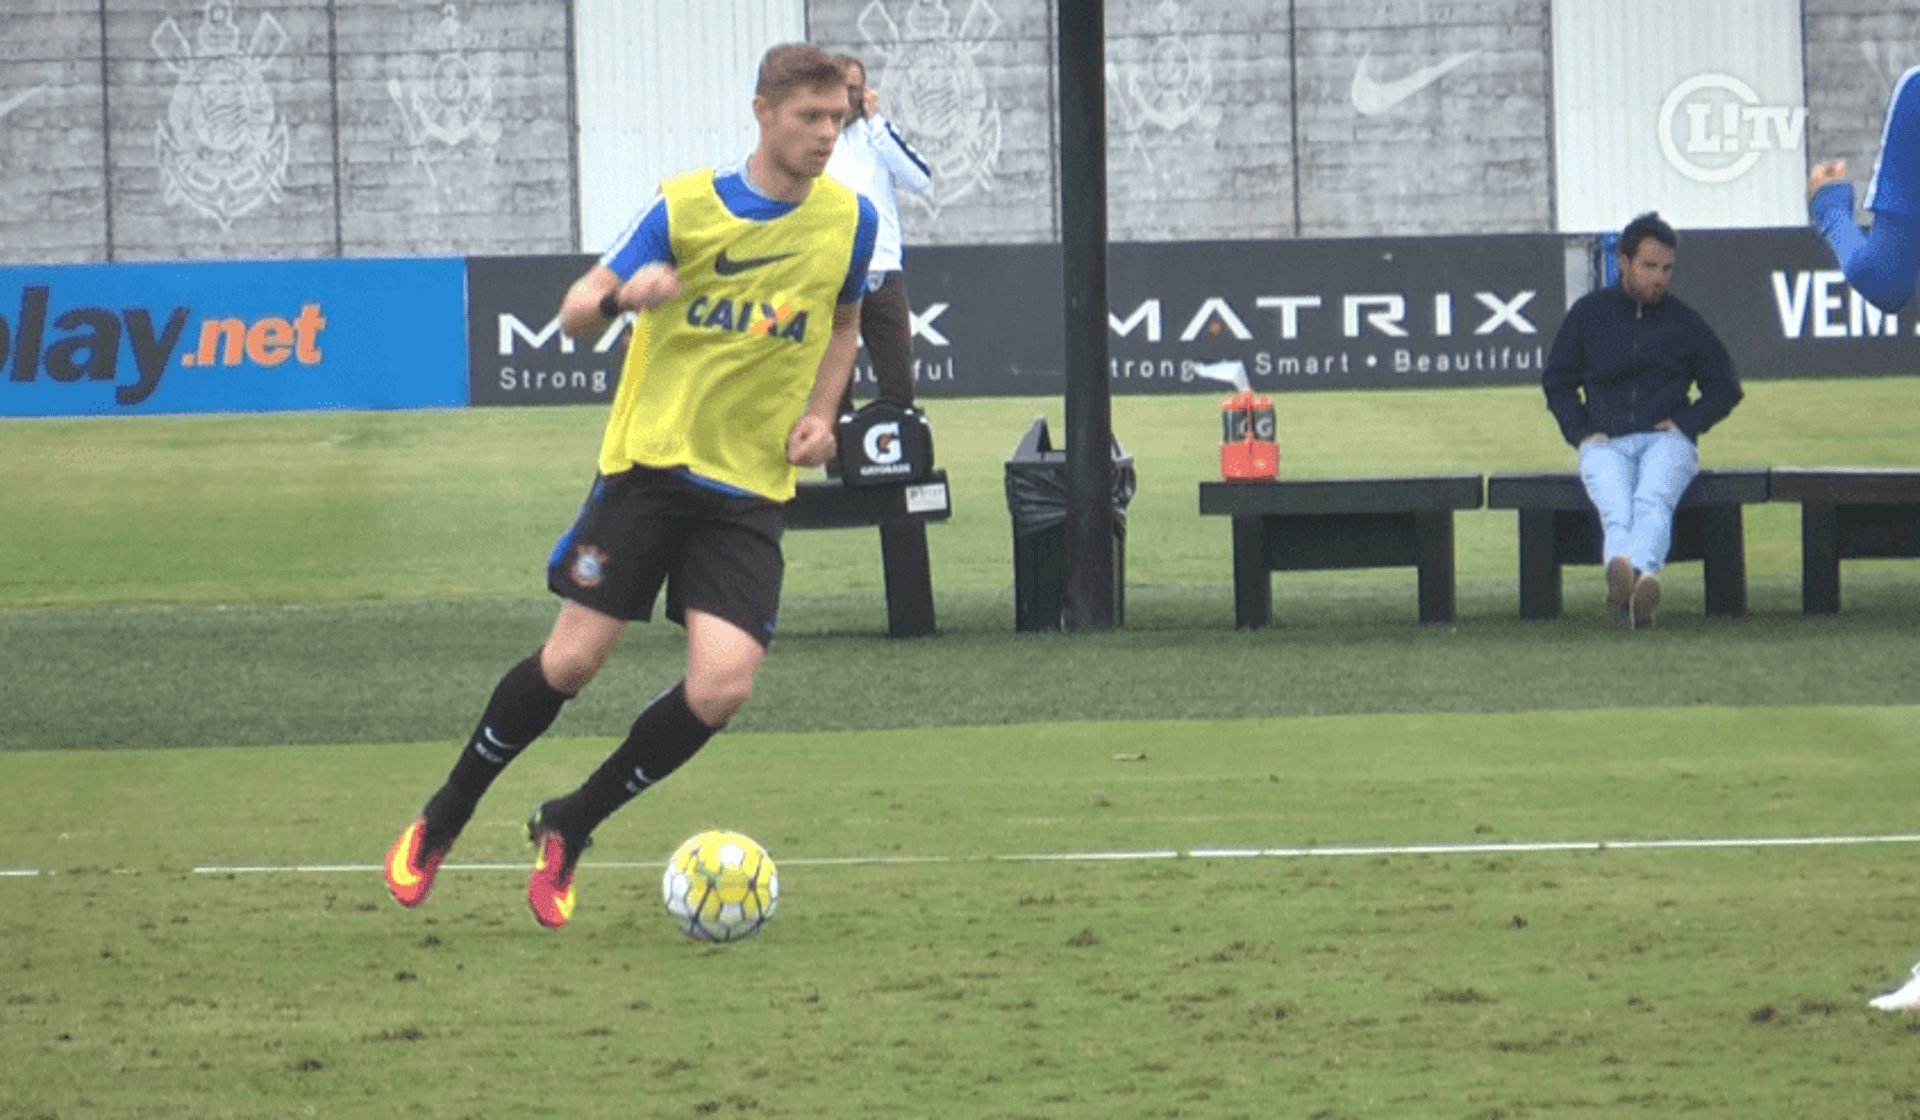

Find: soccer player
<box><xmin>385</xmin><ymin>43</ymin><xmax>877</xmax><ymax>929</ymax></box>
<box><xmin>1809</xmin><ymin>65</ymin><xmax>1920</xmax><ymax>313</ymax></box>
<box><xmin>1812</xmin><ymin>70</ymin><xmax>1920</xmax><ymax>1019</ymax></box>
<box><xmin>1541</xmin><ymin>212</ymin><xmax>1744</xmax><ymax>629</ymax></box>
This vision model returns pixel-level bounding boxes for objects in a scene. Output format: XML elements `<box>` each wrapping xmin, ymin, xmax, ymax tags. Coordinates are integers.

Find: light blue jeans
<box><xmin>1577</xmin><ymin>429</ymin><xmax>1699</xmax><ymax>575</ymax></box>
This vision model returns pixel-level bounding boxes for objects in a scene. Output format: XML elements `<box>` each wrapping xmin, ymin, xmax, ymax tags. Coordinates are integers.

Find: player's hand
<box><xmin>786</xmin><ymin>412</ymin><xmax>837</xmax><ymax>467</ymax></box>
<box><xmin>622</xmin><ymin>264</ymin><xmax>681</xmax><ymax>310</ymax></box>
<box><xmin>1809</xmin><ymin>160</ymin><xmax>1848</xmax><ymax>198</ymax></box>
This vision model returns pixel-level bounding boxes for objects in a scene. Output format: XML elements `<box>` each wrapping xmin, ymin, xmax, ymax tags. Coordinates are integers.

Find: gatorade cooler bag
<box><xmin>837</xmin><ymin>400</ymin><xmax>935</xmax><ymax>486</ymax></box>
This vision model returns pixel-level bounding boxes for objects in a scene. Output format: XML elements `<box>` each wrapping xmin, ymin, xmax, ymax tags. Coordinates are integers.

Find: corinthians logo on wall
<box><xmin>389</xmin><ymin>3</ymin><xmax>501</xmax><ymax>189</ymax></box>
<box><xmin>152</xmin><ymin>1</ymin><xmax>291</xmax><ymax>230</ymax></box>
<box><xmin>857</xmin><ymin>0</ymin><xmax>1003</xmax><ymax>220</ymax></box>
<box><xmin>1107</xmin><ymin>0</ymin><xmax>1216</xmax><ymax>175</ymax></box>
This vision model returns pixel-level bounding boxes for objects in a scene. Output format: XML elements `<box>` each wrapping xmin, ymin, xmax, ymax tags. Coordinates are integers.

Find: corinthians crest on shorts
<box><xmin>570</xmin><ymin>546</ymin><xmax>609</xmax><ymax>589</ymax></box>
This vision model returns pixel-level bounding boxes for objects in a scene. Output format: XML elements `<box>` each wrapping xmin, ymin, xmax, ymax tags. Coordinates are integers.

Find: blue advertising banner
<box><xmin>0</xmin><ymin>258</ymin><xmax>469</xmax><ymax>417</ymax></box>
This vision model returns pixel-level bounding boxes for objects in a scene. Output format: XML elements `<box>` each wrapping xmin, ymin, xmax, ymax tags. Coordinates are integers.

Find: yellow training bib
<box><xmin>598</xmin><ymin>169</ymin><xmax>860</xmax><ymax>500</ymax></box>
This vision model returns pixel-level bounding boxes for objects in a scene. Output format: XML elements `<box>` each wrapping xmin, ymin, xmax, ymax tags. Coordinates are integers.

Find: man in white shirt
<box><xmin>826</xmin><ymin>55</ymin><xmax>932</xmax><ymax>410</ymax></box>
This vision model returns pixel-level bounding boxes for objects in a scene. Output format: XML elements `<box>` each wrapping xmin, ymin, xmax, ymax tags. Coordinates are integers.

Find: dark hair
<box><xmin>755</xmin><ymin>43</ymin><xmax>847</xmax><ymax>105</ymax></box>
<box><xmin>1619</xmin><ymin>211</ymin><xmax>1678</xmax><ymax>261</ymax></box>
<box><xmin>839</xmin><ymin>54</ymin><xmax>866</xmax><ymax>83</ymax></box>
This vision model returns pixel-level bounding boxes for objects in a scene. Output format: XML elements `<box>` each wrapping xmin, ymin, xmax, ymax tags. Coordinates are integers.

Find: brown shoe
<box><xmin>1630</xmin><ymin>571</ymin><xmax>1661</xmax><ymax>630</ymax></box>
<box><xmin>1605</xmin><ymin>555</ymin><xmax>1635</xmax><ymax>627</ymax></box>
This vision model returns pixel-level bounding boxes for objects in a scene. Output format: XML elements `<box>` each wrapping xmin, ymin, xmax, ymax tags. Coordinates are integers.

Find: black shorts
<box><xmin>546</xmin><ymin>466</ymin><xmax>785</xmax><ymax>646</ymax></box>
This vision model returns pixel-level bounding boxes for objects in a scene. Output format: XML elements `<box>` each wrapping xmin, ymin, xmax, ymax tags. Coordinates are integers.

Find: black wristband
<box><xmin>598</xmin><ymin>290</ymin><xmax>621</xmax><ymax>319</ymax></box>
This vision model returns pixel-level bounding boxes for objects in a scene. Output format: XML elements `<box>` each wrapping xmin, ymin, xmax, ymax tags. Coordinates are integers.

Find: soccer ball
<box><xmin>662</xmin><ymin>830</ymin><xmax>779</xmax><ymax>942</ymax></box>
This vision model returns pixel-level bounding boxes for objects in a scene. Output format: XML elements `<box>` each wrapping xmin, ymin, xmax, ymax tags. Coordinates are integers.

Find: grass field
<box><xmin>4</xmin><ymin>382</ymin><xmax>1920</xmax><ymax>1118</ymax></box>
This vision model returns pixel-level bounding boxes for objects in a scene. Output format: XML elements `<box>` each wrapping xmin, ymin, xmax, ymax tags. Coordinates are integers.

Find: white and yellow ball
<box><xmin>662</xmin><ymin>830</ymin><xmax>778</xmax><ymax>942</ymax></box>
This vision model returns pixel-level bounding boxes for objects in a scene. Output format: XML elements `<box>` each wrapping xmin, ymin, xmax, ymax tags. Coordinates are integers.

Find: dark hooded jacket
<box><xmin>1542</xmin><ymin>283</ymin><xmax>1743</xmax><ymax>447</ymax></box>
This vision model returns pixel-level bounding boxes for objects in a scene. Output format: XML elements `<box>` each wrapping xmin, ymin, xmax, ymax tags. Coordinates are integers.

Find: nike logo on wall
<box><xmin>713</xmin><ymin>250</ymin><xmax>796</xmax><ymax>276</ymax></box>
<box><xmin>1350</xmin><ymin>49</ymin><xmax>1484</xmax><ymax>116</ymax></box>
<box><xmin>0</xmin><ymin>85</ymin><xmax>48</xmax><ymax>124</ymax></box>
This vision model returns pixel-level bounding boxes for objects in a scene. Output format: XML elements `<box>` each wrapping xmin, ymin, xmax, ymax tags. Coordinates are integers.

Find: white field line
<box><xmin>4</xmin><ymin>833</ymin><xmax>1912</xmax><ymax>879</ymax></box>
<box><xmin>147</xmin><ymin>831</ymin><xmax>1920</xmax><ymax>876</ymax></box>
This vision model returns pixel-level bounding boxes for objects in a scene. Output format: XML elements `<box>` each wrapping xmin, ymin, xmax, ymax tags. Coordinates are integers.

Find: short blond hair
<box><xmin>755</xmin><ymin>43</ymin><xmax>846</xmax><ymax>105</ymax></box>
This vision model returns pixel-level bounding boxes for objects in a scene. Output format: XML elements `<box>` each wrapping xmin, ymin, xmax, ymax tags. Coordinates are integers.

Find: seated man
<box><xmin>1809</xmin><ymin>65</ymin><xmax>1920</xmax><ymax>313</ymax></box>
<box><xmin>1541</xmin><ymin>212</ymin><xmax>1744</xmax><ymax>629</ymax></box>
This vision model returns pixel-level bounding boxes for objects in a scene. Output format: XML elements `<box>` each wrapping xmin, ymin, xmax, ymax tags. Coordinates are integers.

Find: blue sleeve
<box><xmin>839</xmin><ymin>195</ymin><xmax>880</xmax><ymax>304</ymax></box>
<box><xmin>1811</xmin><ymin>181</ymin><xmax>1920</xmax><ymax>313</ymax></box>
<box><xmin>597</xmin><ymin>195</ymin><xmax>673</xmax><ymax>278</ymax></box>
<box><xmin>1866</xmin><ymin>67</ymin><xmax>1920</xmax><ymax>218</ymax></box>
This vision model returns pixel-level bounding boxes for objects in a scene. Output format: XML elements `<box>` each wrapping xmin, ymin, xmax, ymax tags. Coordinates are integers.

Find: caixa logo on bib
<box><xmin>1659</xmin><ymin>73</ymin><xmax>1806</xmax><ymax>184</ymax></box>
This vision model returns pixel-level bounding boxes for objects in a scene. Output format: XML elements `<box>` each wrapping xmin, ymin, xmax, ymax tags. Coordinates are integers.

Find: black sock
<box><xmin>543</xmin><ymin>681</ymin><xmax>717</xmax><ymax>844</ymax></box>
<box><xmin>424</xmin><ymin>652</ymin><xmax>574</xmax><ymax>846</ymax></box>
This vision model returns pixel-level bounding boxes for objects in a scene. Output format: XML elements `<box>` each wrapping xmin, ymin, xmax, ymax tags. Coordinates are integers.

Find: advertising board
<box><xmin>0</xmin><ymin>258</ymin><xmax>468</xmax><ymax>417</ymax></box>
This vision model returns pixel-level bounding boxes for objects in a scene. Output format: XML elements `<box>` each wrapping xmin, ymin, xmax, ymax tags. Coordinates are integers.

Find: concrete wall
<box><xmin>2</xmin><ymin>0</ymin><xmax>113</xmax><ymax>262</ymax></box>
<box><xmin>1804</xmin><ymin>0</ymin><xmax>1920</xmax><ymax>222</ymax></box>
<box><xmin>2</xmin><ymin>0</ymin><xmax>573</xmax><ymax>262</ymax></box>
<box><xmin>808</xmin><ymin>0</ymin><xmax>1059</xmax><ymax>243</ymax></box>
<box><xmin>1291</xmin><ymin>0</ymin><xmax>1552</xmax><ymax>239</ymax></box>
<box><xmin>807</xmin><ymin>0</ymin><xmax>1552</xmax><ymax>244</ymax></box>
<box><xmin>2</xmin><ymin>0</ymin><xmax>1913</xmax><ymax>262</ymax></box>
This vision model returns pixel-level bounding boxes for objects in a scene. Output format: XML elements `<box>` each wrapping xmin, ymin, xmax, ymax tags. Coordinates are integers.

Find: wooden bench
<box><xmin>785</xmin><ymin>471</ymin><xmax>951</xmax><ymax>638</ymax></box>
<box><xmin>1769</xmin><ymin>468</ymin><xmax>1920</xmax><ymax>614</ymax></box>
<box><xmin>1197</xmin><ymin>476</ymin><xmax>1484</xmax><ymax>627</ymax></box>
<box><xmin>1485</xmin><ymin>469</ymin><xmax>1770</xmax><ymax>620</ymax></box>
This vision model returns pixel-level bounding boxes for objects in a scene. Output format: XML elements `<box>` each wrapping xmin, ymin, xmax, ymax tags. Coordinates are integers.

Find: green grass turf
<box><xmin>5</xmin><ymin>710</ymin><xmax>1920</xmax><ymax>1119</ymax></box>
<box><xmin>3</xmin><ymin>381</ymin><xmax>1918</xmax><ymax>749</ymax></box>
<box><xmin>4</xmin><ymin>591</ymin><xmax>1919</xmax><ymax>748</ymax></box>
<box><xmin>3</xmin><ymin>380</ymin><xmax>1916</xmax><ymax>608</ymax></box>
<box><xmin>4</xmin><ymin>383</ymin><xmax>1919</xmax><ymax>1117</ymax></box>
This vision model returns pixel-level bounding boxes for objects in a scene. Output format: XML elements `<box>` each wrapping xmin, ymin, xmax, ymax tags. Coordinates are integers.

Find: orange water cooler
<box><xmin>1220</xmin><ymin>391</ymin><xmax>1279</xmax><ymax>481</ymax></box>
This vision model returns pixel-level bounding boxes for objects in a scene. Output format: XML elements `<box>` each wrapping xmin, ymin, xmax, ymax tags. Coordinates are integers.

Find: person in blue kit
<box><xmin>1541</xmin><ymin>212</ymin><xmax>1744</xmax><ymax>630</ymax></box>
<box><xmin>1817</xmin><ymin>69</ymin><xmax>1920</xmax><ymax>1015</ymax></box>
<box><xmin>1809</xmin><ymin>65</ymin><xmax>1920</xmax><ymax>313</ymax></box>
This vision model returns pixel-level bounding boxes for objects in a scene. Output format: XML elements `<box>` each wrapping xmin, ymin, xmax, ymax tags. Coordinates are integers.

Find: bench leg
<box><xmin>1230</xmin><ymin>515</ymin><xmax>1271</xmax><ymax>629</ymax></box>
<box><xmin>878</xmin><ymin>520</ymin><xmax>936</xmax><ymax>638</ymax></box>
<box><xmin>1515</xmin><ymin>509</ymin><xmax>1562</xmax><ymax>620</ymax></box>
<box><xmin>1800</xmin><ymin>502</ymin><xmax>1841</xmax><ymax>615</ymax></box>
<box><xmin>1698</xmin><ymin>505</ymin><xmax>1748</xmax><ymax>618</ymax></box>
<box><xmin>1413</xmin><ymin>510</ymin><xmax>1457</xmax><ymax>625</ymax></box>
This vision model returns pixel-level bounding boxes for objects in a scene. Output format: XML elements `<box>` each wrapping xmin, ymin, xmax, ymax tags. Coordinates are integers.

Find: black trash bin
<box><xmin>1004</xmin><ymin>417</ymin><xmax>1136</xmax><ymax>632</ymax></box>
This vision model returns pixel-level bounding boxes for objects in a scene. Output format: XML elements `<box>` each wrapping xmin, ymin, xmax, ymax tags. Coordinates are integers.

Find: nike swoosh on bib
<box><xmin>1350</xmin><ymin>49</ymin><xmax>1483</xmax><ymax>116</ymax></box>
<box><xmin>713</xmin><ymin>250</ymin><xmax>796</xmax><ymax>276</ymax></box>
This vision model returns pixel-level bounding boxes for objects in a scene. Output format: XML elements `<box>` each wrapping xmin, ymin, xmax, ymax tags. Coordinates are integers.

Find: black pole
<box><xmin>1056</xmin><ymin>0</ymin><xmax>1115</xmax><ymax>631</ymax></box>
